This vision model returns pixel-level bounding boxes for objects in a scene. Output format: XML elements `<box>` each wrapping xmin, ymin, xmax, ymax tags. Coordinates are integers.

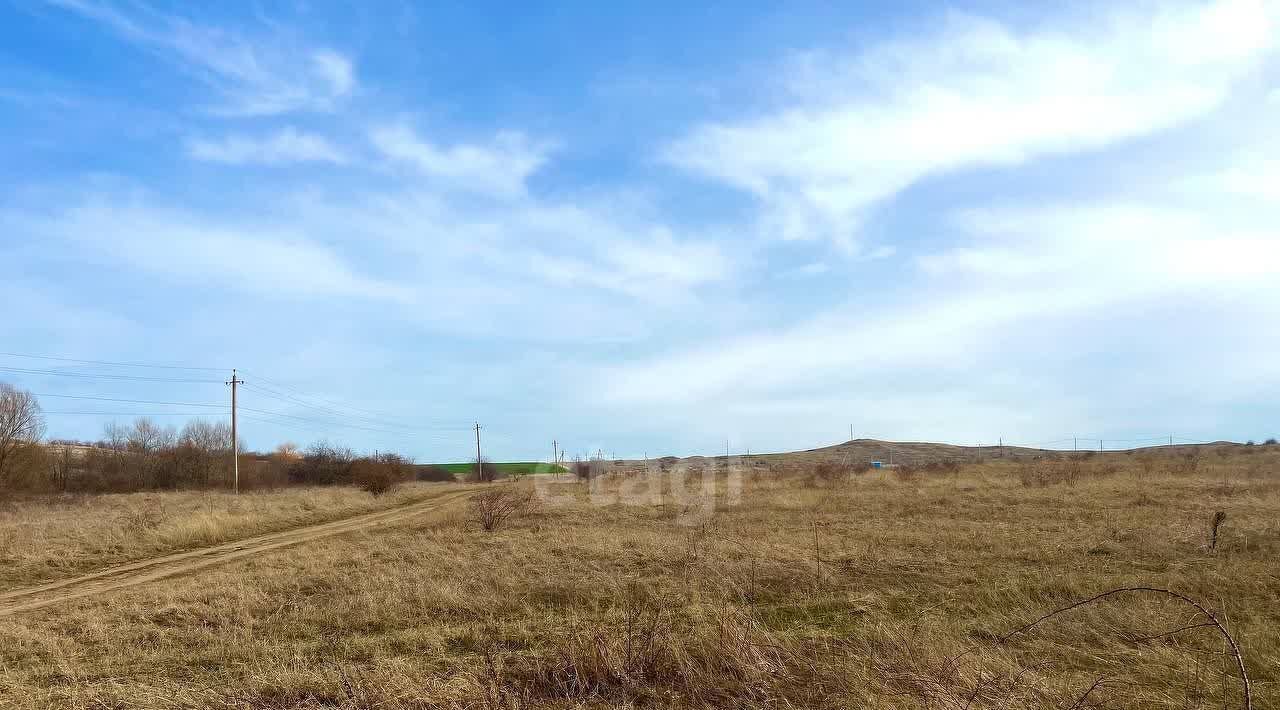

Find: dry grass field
<box><xmin>0</xmin><ymin>483</ymin><xmax>455</xmax><ymax>591</ymax></box>
<box><xmin>0</xmin><ymin>446</ymin><xmax>1277</xmax><ymax>708</ymax></box>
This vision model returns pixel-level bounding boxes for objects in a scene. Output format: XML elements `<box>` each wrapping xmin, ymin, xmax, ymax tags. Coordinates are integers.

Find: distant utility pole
<box><xmin>474</xmin><ymin>422</ymin><xmax>484</xmax><ymax>482</ymax></box>
<box><xmin>226</xmin><ymin>369</ymin><xmax>244</xmax><ymax>494</ymax></box>
<box><xmin>999</xmin><ymin>437</ymin><xmax>1004</xmax><ymax>458</ymax></box>
<box><xmin>1099</xmin><ymin>439</ymin><xmax>1104</xmax><ymax>453</ymax></box>
<box><xmin>1074</xmin><ymin>436</ymin><xmax>1078</xmax><ymax>452</ymax></box>
<box><xmin>552</xmin><ymin>439</ymin><xmax>558</xmax><ymax>467</ymax></box>
<box><xmin>850</xmin><ymin>424</ymin><xmax>853</xmax><ymax>442</ymax></box>
<box><xmin>1169</xmin><ymin>434</ymin><xmax>1174</xmax><ymax>448</ymax></box>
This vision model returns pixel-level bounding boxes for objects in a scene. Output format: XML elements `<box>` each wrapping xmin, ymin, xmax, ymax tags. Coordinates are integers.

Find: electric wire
<box><xmin>0</xmin><ymin>366</ymin><xmax>222</xmax><ymax>384</ymax></box>
<box><xmin>0</xmin><ymin>351</ymin><xmax>225</xmax><ymax>371</ymax></box>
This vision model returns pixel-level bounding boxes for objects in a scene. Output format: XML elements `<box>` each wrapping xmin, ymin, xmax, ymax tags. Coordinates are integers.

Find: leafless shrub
<box><xmin>352</xmin><ymin>453</ymin><xmax>414</xmax><ymax>495</ymax></box>
<box><xmin>117</xmin><ymin>503</ymin><xmax>165</xmax><ymax>535</ymax></box>
<box><xmin>469</xmin><ymin>458</ymin><xmax>504</xmax><ymax>483</ymax></box>
<box><xmin>892</xmin><ymin>464</ymin><xmax>919</xmax><ymax>482</ymax></box>
<box><xmin>416</xmin><ymin>464</ymin><xmax>457</xmax><ymax>482</ymax></box>
<box><xmin>1175</xmin><ymin>450</ymin><xmax>1203</xmax><ymax>475</ymax></box>
<box><xmin>1136</xmin><ymin>454</ymin><xmax>1159</xmax><ymax>478</ymax></box>
<box><xmin>289</xmin><ymin>441</ymin><xmax>356</xmax><ymax>485</ymax></box>
<box><xmin>572</xmin><ymin>459</ymin><xmax>604</xmax><ymax>481</ymax></box>
<box><xmin>1017</xmin><ymin>461</ymin><xmax>1042</xmax><ymax>487</ymax></box>
<box><xmin>471</xmin><ymin>487</ymin><xmax>534</xmax><ymax>531</ymax></box>
<box><xmin>922</xmin><ymin>460</ymin><xmax>963</xmax><ymax>475</ymax></box>
<box><xmin>1019</xmin><ymin>460</ymin><xmax>1083</xmax><ymax>487</ymax></box>
<box><xmin>811</xmin><ymin>460</ymin><xmax>853</xmax><ymax>486</ymax></box>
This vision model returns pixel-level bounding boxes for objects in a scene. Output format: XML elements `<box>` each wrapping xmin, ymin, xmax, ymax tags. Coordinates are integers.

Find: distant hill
<box><xmin>594</xmin><ymin>438</ymin><xmax>1246</xmax><ymax>472</ymax></box>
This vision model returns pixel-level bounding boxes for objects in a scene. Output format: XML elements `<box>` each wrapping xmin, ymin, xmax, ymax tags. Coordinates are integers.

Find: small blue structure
<box><xmin>871</xmin><ymin>461</ymin><xmax>884</xmax><ymax>469</ymax></box>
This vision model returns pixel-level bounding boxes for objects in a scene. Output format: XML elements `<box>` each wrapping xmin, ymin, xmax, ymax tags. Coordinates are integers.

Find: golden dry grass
<box><xmin>0</xmin><ymin>483</ymin><xmax>453</xmax><ymax>591</ymax></box>
<box><xmin>0</xmin><ymin>446</ymin><xmax>1278</xmax><ymax>708</ymax></box>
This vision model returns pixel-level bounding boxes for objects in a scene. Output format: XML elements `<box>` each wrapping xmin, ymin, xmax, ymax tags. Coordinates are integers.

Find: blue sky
<box><xmin>2</xmin><ymin>0</ymin><xmax>1278</xmax><ymax>462</ymax></box>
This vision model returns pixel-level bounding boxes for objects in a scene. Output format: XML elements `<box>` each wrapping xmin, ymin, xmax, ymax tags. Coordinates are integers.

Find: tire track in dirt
<box><xmin>0</xmin><ymin>488</ymin><xmax>474</xmax><ymax>618</ymax></box>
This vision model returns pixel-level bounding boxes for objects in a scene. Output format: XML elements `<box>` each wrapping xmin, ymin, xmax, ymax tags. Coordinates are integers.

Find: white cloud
<box><xmin>779</xmin><ymin>262</ymin><xmax>829</xmax><ymax>278</ymax></box>
<box><xmin>186</xmin><ymin>128</ymin><xmax>348</xmax><ymax>165</ymax></box>
<box><xmin>311</xmin><ymin>50</ymin><xmax>355</xmax><ymax>98</ymax></box>
<box><xmin>597</xmin><ymin>152</ymin><xmax>1280</xmax><ymax>439</ymax></box>
<box><xmin>46</xmin><ymin>0</ymin><xmax>357</xmax><ymax>115</ymax></box>
<box><xmin>1184</xmin><ymin>159</ymin><xmax>1280</xmax><ymax>201</ymax></box>
<box><xmin>281</xmin><ymin>186</ymin><xmax>734</xmax><ymax>309</ymax></box>
<box><xmin>369</xmin><ymin>124</ymin><xmax>552</xmax><ymax>197</ymax></box>
<box><xmin>663</xmin><ymin>0</ymin><xmax>1274</xmax><ymax>247</ymax></box>
<box><xmin>928</xmin><ymin>204</ymin><xmax>1280</xmax><ymax>284</ymax></box>
<box><xmin>11</xmin><ymin>199</ymin><xmax>410</xmax><ymax>302</ymax></box>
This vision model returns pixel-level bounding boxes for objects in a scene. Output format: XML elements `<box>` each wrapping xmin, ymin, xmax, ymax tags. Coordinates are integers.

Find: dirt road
<box><xmin>0</xmin><ymin>488</ymin><xmax>473</xmax><ymax>618</ymax></box>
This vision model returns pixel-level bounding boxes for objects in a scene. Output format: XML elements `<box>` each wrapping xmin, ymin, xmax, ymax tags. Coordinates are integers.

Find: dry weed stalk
<box><xmin>999</xmin><ymin>587</ymin><xmax>1252</xmax><ymax>710</ymax></box>
<box><xmin>1209</xmin><ymin>511</ymin><xmax>1227</xmax><ymax>552</ymax></box>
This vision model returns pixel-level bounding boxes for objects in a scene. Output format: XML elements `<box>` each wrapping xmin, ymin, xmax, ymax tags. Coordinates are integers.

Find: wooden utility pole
<box><xmin>226</xmin><ymin>369</ymin><xmax>244</xmax><ymax>494</ymax></box>
<box><xmin>474</xmin><ymin>422</ymin><xmax>484</xmax><ymax>482</ymax></box>
<box><xmin>552</xmin><ymin>439</ymin><xmax>558</xmax><ymax>468</ymax></box>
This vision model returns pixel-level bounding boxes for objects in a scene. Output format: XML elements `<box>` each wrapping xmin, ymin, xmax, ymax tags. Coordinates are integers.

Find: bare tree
<box><xmin>178</xmin><ymin>418</ymin><xmax>233</xmax><ymax>487</ymax></box>
<box><xmin>127</xmin><ymin>417</ymin><xmax>174</xmax><ymax>454</ymax></box>
<box><xmin>47</xmin><ymin>444</ymin><xmax>75</xmax><ymax>492</ymax></box>
<box><xmin>0</xmin><ymin>383</ymin><xmax>46</xmax><ymax>488</ymax></box>
<box><xmin>181</xmin><ymin>418</ymin><xmax>231</xmax><ymax>455</ymax></box>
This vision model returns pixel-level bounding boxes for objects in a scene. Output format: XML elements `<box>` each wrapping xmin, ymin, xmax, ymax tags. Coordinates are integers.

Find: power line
<box><xmin>238</xmin><ymin>383</ymin><xmax>464</xmax><ymax>432</ymax></box>
<box><xmin>0</xmin><ymin>352</ymin><xmax>224</xmax><ymax>371</ymax></box>
<box><xmin>240</xmin><ymin>369</ymin><xmax>451</xmax><ymax>424</ymax></box>
<box><xmin>0</xmin><ymin>366</ymin><xmax>222</xmax><ymax>384</ymax></box>
<box><xmin>32</xmin><ymin>393</ymin><xmax>227</xmax><ymax>408</ymax></box>
<box><xmin>237</xmin><ymin>412</ymin><xmax>460</xmax><ymax>444</ymax></box>
<box><xmin>237</xmin><ymin>406</ymin><xmax>463</xmax><ymax>440</ymax></box>
<box><xmin>237</xmin><ymin>413</ymin><xmax>365</xmax><ymax>439</ymax></box>
<box><xmin>7</xmin><ymin>353</ymin><xmax>460</xmax><ymax>427</ymax></box>
<box><xmin>42</xmin><ymin>411</ymin><xmax>218</xmax><ymax>416</ymax></box>
<box><xmin>28</xmin><ymin>391</ymin><xmax>462</xmax><ymax>440</ymax></box>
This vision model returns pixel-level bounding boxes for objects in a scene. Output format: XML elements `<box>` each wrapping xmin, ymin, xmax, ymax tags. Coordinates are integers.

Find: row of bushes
<box><xmin>2</xmin><ymin>416</ymin><xmax>435</xmax><ymax>496</ymax></box>
<box><xmin>284</xmin><ymin>442</ymin><xmax>422</xmax><ymax>494</ymax></box>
